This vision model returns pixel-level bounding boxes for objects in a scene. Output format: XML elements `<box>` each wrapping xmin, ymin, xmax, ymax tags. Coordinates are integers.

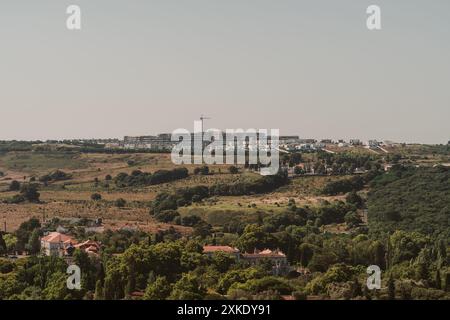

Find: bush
<box><xmin>20</xmin><ymin>184</ymin><xmax>40</xmax><ymax>203</ymax></box>
<box><xmin>114</xmin><ymin>167</ymin><xmax>189</xmax><ymax>188</ymax></box>
<box><xmin>346</xmin><ymin>191</ymin><xmax>363</xmax><ymax>208</ymax></box>
<box><xmin>91</xmin><ymin>193</ymin><xmax>102</xmax><ymax>201</ymax></box>
<box><xmin>154</xmin><ymin>210</ymin><xmax>180</xmax><ymax>223</ymax></box>
<box><xmin>39</xmin><ymin>170</ymin><xmax>71</xmax><ymax>183</ymax></box>
<box><xmin>9</xmin><ymin>180</ymin><xmax>20</xmax><ymax>191</ymax></box>
<box><xmin>228</xmin><ymin>166</ymin><xmax>239</xmax><ymax>174</ymax></box>
<box><xmin>0</xmin><ymin>259</ymin><xmax>14</xmax><ymax>274</ymax></box>
<box><xmin>7</xmin><ymin>195</ymin><xmax>26</xmax><ymax>204</ymax></box>
<box><xmin>181</xmin><ymin>215</ymin><xmax>203</xmax><ymax>227</ymax></box>
<box><xmin>293</xmin><ymin>290</ymin><xmax>307</xmax><ymax>300</ymax></box>
<box><xmin>322</xmin><ymin>176</ymin><xmax>364</xmax><ymax>195</ymax></box>
<box><xmin>115</xmin><ymin>198</ymin><xmax>126</xmax><ymax>208</ymax></box>
<box><xmin>194</xmin><ymin>166</ymin><xmax>209</xmax><ymax>175</ymax></box>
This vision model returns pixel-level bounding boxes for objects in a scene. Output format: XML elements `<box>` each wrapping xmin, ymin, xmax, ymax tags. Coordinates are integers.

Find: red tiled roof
<box><xmin>131</xmin><ymin>291</ymin><xmax>145</xmax><ymax>297</ymax></box>
<box><xmin>203</xmin><ymin>246</ymin><xmax>240</xmax><ymax>254</ymax></box>
<box><xmin>242</xmin><ymin>249</ymin><xmax>286</xmax><ymax>258</ymax></box>
<box><xmin>74</xmin><ymin>240</ymin><xmax>100</xmax><ymax>249</ymax></box>
<box><xmin>41</xmin><ymin>232</ymin><xmax>77</xmax><ymax>245</ymax></box>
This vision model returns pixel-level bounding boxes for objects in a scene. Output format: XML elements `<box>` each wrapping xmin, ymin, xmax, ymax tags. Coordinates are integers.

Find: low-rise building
<box><xmin>203</xmin><ymin>245</ymin><xmax>240</xmax><ymax>260</ymax></box>
<box><xmin>349</xmin><ymin>139</ymin><xmax>362</xmax><ymax>146</ymax></box>
<box><xmin>368</xmin><ymin>140</ymin><xmax>380</xmax><ymax>148</ymax></box>
<box><xmin>41</xmin><ymin>232</ymin><xmax>101</xmax><ymax>257</ymax></box>
<box><xmin>40</xmin><ymin>232</ymin><xmax>78</xmax><ymax>257</ymax></box>
<box><xmin>74</xmin><ymin>240</ymin><xmax>102</xmax><ymax>257</ymax></box>
<box><xmin>241</xmin><ymin>249</ymin><xmax>290</xmax><ymax>275</ymax></box>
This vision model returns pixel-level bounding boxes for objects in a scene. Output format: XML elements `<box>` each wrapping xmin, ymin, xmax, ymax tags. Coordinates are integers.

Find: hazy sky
<box><xmin>1</xmin><ymin>0</ymin><xmax>449</xmax><ymax>143</ymax></box>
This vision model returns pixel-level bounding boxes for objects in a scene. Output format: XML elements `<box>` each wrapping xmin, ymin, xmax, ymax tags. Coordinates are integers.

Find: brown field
<box><xmin>0</xmin><ymin>151</ymin><xmax>363</xmax><ymax>233</ymax></box>
<box><xmin>0</xmin><ymin>152</ymin><xmax>249</xmax><ymax>233</ymax></box>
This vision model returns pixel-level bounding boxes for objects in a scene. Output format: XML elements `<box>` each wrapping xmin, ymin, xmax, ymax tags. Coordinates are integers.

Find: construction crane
<box><xmin>200</xmin><ymin>114</ymin><xmax>211</xmax><ymax>134</ymax></box>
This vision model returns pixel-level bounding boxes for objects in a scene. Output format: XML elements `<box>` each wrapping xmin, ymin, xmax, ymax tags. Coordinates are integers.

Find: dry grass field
<box><xmin>0</xmin><ymin>151</ymin><xmax>372</xmax><ymax>233</ymax></box>
<box><xmin>0</xmin><ymin>152</ymin><xmax>252</xmax><ymax>233</ymax></box>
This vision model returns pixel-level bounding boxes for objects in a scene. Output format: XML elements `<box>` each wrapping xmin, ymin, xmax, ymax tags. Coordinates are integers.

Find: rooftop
<box><xmin>41</xmin><ymin>232</ymin><xmax>77</xmax><ymax>245</ymax></box>
<box><xmin>203</xmin><ymin>245</ymin><xmax>240</xmax><ymax>254</ymax></box>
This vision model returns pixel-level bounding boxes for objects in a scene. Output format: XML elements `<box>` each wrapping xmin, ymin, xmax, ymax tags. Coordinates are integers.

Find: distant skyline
<box><xmin>1</xmin><ymin>1</ymin><xmax>449</xmax><ymax>144</ymax></box>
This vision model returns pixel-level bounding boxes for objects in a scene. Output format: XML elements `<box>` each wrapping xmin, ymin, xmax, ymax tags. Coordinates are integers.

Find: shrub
<box><xmin>9</xmin><ymin>180</ymin><xmax>21</xmax><ymax>191</ymax></box>
<box><xmin>228</xmin><ymin>166</ymin><xmax>239</xmax><ymax>174</ymax></box>
<box><xmin>91</xmin><ymin>193</ymin><xmax>102</xmax><ymax>201</ymax></box>
<box><xmin>115</xmin><ymin>198</ymin><xmax>126</xmax><ymax>208</ymax></box>
<box><xmin>20</xmin><ymin>184</ymin><xmax>40</xmax><ymax>203</ymax></box>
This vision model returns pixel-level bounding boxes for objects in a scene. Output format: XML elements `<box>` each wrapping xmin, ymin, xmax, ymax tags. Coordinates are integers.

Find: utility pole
<box><xmin>200</xmin><ymin>114</ymin><xmax>211</xmax><ymax>135</ymax></box>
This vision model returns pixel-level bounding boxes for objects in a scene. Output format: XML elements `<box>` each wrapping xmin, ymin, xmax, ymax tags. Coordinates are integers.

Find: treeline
<box><xmin>39</xmin><ymin>170</ymin><xmax>72</xmax><ymax>183</ymax></box>
<box><xmin>78</xmin><ymin>147</ymin><xmax>171</xmax><ymax>154</ymax></box>
<box><xmin>313</xmin><ymin>152</ymin><xmax>382</xmax><ymax>175</ymax></box>
<box><xmin>318</xmin><ymin>152</ymin><xmax>379</xmax><ymax>168</ymax></box>
<box><xmin>3</xmin><ymin>215</ymin><xmax>448</xmax><ymax>300</ymax></box>
<box><xmin>0</xmin><ymin>141</ymin><xmax>38</xmax><ymax>152</ymax></box>
<box><xmin>321</xmin><ymin>170</ymin><xmax>381</xmax><ymax>195</ymax></box>
<box><xmin>150</xmin><ymin>171</ymin><xmax>289</xmax><ymax>214</ymax></box>
<box><xmin>114</xmin><ymin>168</ymin><xmax>189</xmax><ymax>188</ymax></box>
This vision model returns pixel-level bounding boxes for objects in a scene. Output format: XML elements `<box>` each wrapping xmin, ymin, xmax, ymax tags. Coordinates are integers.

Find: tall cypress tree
<box><xmin>444</xmin><ymin>272</ymin><xmax>450</xmax><ymax>292</ymax></box>
<box><xmin>435</xmin><ymin>269</ymin><xmax>442</xmax><ymax>290</ymax></box>
<box><xmin>94</xmin><ymin>280</ymin><xmax>104</xmax><ymax>300</ymax></box>
<box><xmin>351</xmin><ymin>278</ymin><xmax>363</xmax><ymax>298</ymax></box>
<box><xmin>387</xmin><ymin>275</ymin><xmax>395</xmax><ymax>300</ymax></box>
<box><xmin>0</xmin><ymin>233</ymin><xmax>7</xmax><ymax>256</ymax></box>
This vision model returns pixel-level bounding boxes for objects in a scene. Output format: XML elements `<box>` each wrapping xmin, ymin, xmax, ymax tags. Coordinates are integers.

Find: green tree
<box><xmin>192</xmin><ymin>221</ymin><xmax>212</xmax><ymax>238</ymax></box>
<box><xmin>346</xmin><ymin>191</ymin><xmax>363</xmax><ymax>208</ymax></box>
<box><xmin>104</xmin><ymin>262</ymin><xmax>126</xmax><ymax>300</ymax></box>
<box><xmin>9</xmin><ymin>180</ymin><xmax>21</xmax><ymax>191</ymax></box>
<box><xmin>169</xmin><ymin>273</ymin><xmax>206</xmax><ymax>300</ymax></box>
<box><xmin>42</xmin><ymin>271</ymin><xmax>71</xmax><ymax>300</ymax></box>
<box><xmin>351</xmin><ymin>278</ymin><xmax>363</xmax><ymax>298</ymax></box>
<box><xmin>444</xmin><ymin>272</ymin><xmax>450</xmax><ymax>292</ymax></box>
<box><xmin>143</xmin><ymin>276</ymin><xmax>171</xmax><ymax>300</ymax></box>
<box><xmin>3</xmin><ymin>234</ymin><xmax>17</xmax><ymax>254</ymax></box>
<box><xmin>0</xmin><ymin>234</ymin><xmax>7</xmax><ymax>256</ymax></box>
<box><xmin>94</xmin><ymin>280</ymin><xmax>104</xmax><ymax>300</ymax></box>
<box><xmin>344</xmin><ymin>211</ymin><xmax>362</xmax><ymax>228</ymax></box>
<box><xmin>435</xmin><ymin>269</ymin><xmax>442</xmax><ymax>290</ymax></box>
<box><xmin>299</xmin><ymin>243</ymin><xmax>315</xmax><ymax>267</ymax></box>
<box><xmin>228</xmin><ymin>166</ymin><xmax>239</xmax><ymax>174</ymax></box>
<box><xmin>115</xmin><ymin>198</ymin><xmax>127</xmax><ymax>208</ymax></box>
<box><xmin>387</xmin><ymin>274</ymin><xmax>395</xmax><ymax>300</ymax></box>
<box><xmin>236</xmin><ymin>224</ymin><xmax>278</xmax><ymax>253</ymax></box>
<box><xmin>20</xmin><ymin>184</ymin><xmax>40</xmax><ymax>202</ymax></box>
<box><xmin>26</xmin><ymin>229</ymin><xmax>41</xmax><ymax>255</ymax></box>
<box><xmin>91</xmin><ymin>193</ymin><xmax>102</xmax><ymax>201</ymax></box>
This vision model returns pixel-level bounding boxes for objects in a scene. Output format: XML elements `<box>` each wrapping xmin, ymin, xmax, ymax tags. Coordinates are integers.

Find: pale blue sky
<box><xmin>0</xmin><ymin>0</ymin><xmax>449</xmax><ymax>143</ymax></box>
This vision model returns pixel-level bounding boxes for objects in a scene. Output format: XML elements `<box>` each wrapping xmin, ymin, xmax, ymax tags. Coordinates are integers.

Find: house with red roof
<box><xmin>40</xmin><ymin>232</ymin><xmax>78</xmax><ymax>257</ymax></box>
<box><xmin>41</xmin><ymin>232</ymin><xmax>102</xmax><ymax>257</ymax></box>
<box><xmin>241</xmin><ymin>249</ymin><xmax>290</xmax><ymax>275</ymax></box>
<box><xmin>202</xmin><ymin>245</ymin><xmax>240</xmax><ymax>260</ymax></box>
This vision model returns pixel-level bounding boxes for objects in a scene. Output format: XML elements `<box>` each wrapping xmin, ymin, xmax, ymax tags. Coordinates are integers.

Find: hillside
<box><xmin>368</xmin><ymin>166</ymin><xmax>450</xmax><ymax>238</ymax></box>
